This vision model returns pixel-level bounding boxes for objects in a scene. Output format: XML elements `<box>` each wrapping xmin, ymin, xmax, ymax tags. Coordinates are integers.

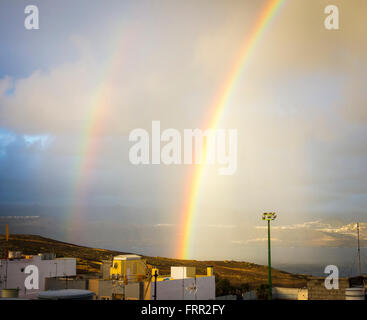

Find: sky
<box><xmin>1</xmin><ymin>0</ymin><xmax>367</xmax><ymax>275</ymax></box>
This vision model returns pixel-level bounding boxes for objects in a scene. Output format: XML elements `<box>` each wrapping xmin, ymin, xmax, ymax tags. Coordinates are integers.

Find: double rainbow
<box><xmin>66</xmin><ymin>1</ymin><xmax>286</xmax><ymax>252</ymax></box>
<box><xmin>177</xmin><ymin>0</ymin><xmax>286</xmax><ymax>259</ymax></box>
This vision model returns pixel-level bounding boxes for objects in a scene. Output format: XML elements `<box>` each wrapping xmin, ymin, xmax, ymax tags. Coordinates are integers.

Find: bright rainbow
<box><xmin>177</xmin><ymin>0</ymin><xmax>287</xmax><ymax>259</ymax></box>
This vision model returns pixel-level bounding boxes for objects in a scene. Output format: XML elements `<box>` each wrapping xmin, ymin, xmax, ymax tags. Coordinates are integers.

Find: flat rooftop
<box><xmin>113</xmin><ymin>254</ymin><xmax>142</xmax><ymax>261</ymax></box>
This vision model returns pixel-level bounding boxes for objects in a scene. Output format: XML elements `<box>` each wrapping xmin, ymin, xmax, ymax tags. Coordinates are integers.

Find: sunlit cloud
<box><xmin>255</xmin><ymin>220</ymin><xmax>323</xmax><ymax>230</ymax></box>
<box><xmin>153</xmin><ymin>224</ymin><xmax>175</xmax><ymax>228</ymax></box>
<box><xmin>23</xmin><ymin>135</ymin><xmax>52</xmax><ymax>148</ymax></box>
<box><xmin>207</xmin><ymin>224</ymin><xmax>236</xmax><ymax>229</ymax></box>
<box><xmin>246</xmin><ymin>238</ymin><xmax>281</xmax><ymax>243</ymax></box>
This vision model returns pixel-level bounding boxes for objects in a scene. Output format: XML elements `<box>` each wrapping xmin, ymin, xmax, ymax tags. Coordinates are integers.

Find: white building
<box><xmin>147</xmin><ymin>266</ymin><xmax>215</xmax><ymax>300</ymax></box>
<box><xmin>0</xmin><ymin>253</ymin><xmax>76</xmax><ymax>298</ymax></box>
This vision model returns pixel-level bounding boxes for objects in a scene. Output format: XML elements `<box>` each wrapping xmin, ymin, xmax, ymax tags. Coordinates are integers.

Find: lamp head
<box><xmin>262</xmin><ymin>212</ymin><xmax>277</xmax><ymax>221</ymax></box>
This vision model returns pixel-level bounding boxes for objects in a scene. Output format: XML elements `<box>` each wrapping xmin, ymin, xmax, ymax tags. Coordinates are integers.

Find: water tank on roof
<box><xmin>38</xmin><ymin>289</ymin><xmax>95</xmax><ymax>300</ymax></box>
<box><xmin>345</xmin><ymin>287</ymin><xmax>365</xmax><ymax>300</ymax></box>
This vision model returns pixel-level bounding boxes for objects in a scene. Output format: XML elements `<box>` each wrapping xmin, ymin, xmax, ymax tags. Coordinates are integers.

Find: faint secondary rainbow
<box><xmin>177</xmin><ymin>0</ymin><xmax>287</xmax><ymax>259</ymax></box>
<box><xmin>67</xmin><ymin>88</ymin><xmax>113</xmax><ymax>241</ymax></box>
<box><xmin>67</xmin><ymin>35</ymin><xmax>131</xmax><ymax>241</ymax></box>
<box><xmin>68</xmin><ymin>87</ymin><xmax>110</xmax><ymax>239</ymax></box>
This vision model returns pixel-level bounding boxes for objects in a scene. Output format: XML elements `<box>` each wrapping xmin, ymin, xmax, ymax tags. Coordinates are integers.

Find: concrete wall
<box><xmin>241</xmin><ymin>288</ymin><xmax>308</xmax><ymax>300</ymax></box>
<box><xmin>242</xmin><ymin>290</ymin><xmax>257</xmax><ymax>300</ymax></box>
<box><xmin>125</xmin><ymin>282</ymin><xmax>143</xmax><ymax>300</ymax></box>
<box><xmin>216</xmin><ymin>295</ymin><xmax>237</xmax><ymax>300</ymax></box>
<box><xmin>101</xmin><ymin>260</ymin><xmax>112</xmax><ymax>280</ymax></box>
<box><xmin>272</xmin><ymin>287</ymin><xmax>308</xmax><ymax>300</ymax></box>
<box><xmin>0</xmin><ymin>257</ymin><xmax>76</xmax><ymax>298</ymax></box>
<box><xmin>88</xmin><ymin>279</ymin><xmax>143</xmax><ymax>300</ymax></box>
<box><xmin>150</xmin><ymin>276</ymin><xmax>215</xmax><ymax>300</ymax></box>
<box><xmin>44</xmin><ymin>278</ymin><xmax>143</xmax><ymax>300</ymax></box>
<box><xmin>45</xmin><ymin>278</ymin><xmax>88</xmax><ymax>290</ymax></box>
<box><xmin>298</xmin><ymin>288</ymin><xmax>308</xmax><ymax>300</ymax></box>
<box><xmin>307</xmin><ymin>277</ymin><xmax>349</xmax><ymax>300</ymax></box>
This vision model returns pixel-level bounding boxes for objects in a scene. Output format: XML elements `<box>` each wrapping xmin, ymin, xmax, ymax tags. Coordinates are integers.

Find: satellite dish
<box><xmin>185</xmin><ymin>282</ymin><xmax>198</xmax><ymax>294</ymax></box>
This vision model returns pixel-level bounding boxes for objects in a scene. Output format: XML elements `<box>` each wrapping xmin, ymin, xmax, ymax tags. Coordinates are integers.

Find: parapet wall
<box><xmin>307</xmin><ymin>277</ymin><xmax>349</xmax><ymax>300</ymax></box>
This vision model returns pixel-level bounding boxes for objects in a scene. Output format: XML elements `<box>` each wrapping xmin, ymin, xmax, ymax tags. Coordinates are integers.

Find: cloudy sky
<box><xmin>1</xmin><ymin>0</ymin><xmax>367</xmax><ymax>273</ymax></box>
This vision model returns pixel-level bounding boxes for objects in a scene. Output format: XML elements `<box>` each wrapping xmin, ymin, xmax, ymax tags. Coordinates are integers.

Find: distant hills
<box><xmin>0</xmin><ymin>234</ymin><xmax>308</xmax><ymax>288</ymax></box>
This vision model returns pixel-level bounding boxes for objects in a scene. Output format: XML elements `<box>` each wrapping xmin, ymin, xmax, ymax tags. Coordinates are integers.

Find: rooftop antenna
<box><xmin>4</xmin><ymin>224</ymin><xmax>9</xmax><ymax>289</ymax></box>
<box><xmin>5</xmin><ymin>224</ymin><xmax>9</xmax><ymax>260</ymax></box>
<box><xmin>357</xmin><ymin>222</ymin><xmax>361</xmax><ymax>275</ymax></box>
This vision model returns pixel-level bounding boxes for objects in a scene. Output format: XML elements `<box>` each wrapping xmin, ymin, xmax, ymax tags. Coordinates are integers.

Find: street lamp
<box><xmin>262</xmin><ymin>212</ymin><xmax>277</xmax><ymax>300</ymax></box>
<box><xmin>153</xmin><ymin>270</ymin><xmax>158</xmax><ymax>300</ymax></box>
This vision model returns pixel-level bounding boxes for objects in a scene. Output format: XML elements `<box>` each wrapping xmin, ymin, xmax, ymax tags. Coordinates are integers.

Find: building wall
<box><xmin>126</xmin><ymin>282</ymin><xmax>143</xmax><ymax>300</ymax></box>
<box><xmin>271</xmin><ymin>287</ymin><xmax>308</xmax><ymax>300</ymax></box>
<box><xmin>45</xmin><ymin>278</ymin><xmax>88</xmax><ymax>290</ymax></box>
<box><xmin>88</xmin><ymin>279</ymin><xmax>143</xmax><ymax>300</ymax></box>
<box><xmin>216</xmin><ymin>295</ymin><xmax>237</xmax><ymax>300</ymax></box>
<box><xmin>150</xmin><ymin>276</ymin><xmax>215</xmax><ymax>300</ymax></box>
<box><xmin>101</xmin><ymin>260</ymin><xmax>112</xmax><ymax>280</ymax></box>
<box><xmin>242</xmin><ymin>290</ymin><xmax>257</xmax><ymax>300</ymax></box>
<box><xmin>110</xmin><ymin>258</ymin><xmax>146</xmax><ymax>282</ymax></box>
<box><xmin>307</xmin><ymin>277</ymin><xmax>349</xmax><ymax>300</ymax></box>
<box><xmin>0</xmin><ymin>257</ymin><xmax>76</xmax><ymax>297</ymax></box>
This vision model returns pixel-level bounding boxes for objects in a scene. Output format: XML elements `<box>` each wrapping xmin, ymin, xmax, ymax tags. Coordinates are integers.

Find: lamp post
<box><xmin>153</xmin><ymin>270</ymin><xmax>158</xmax><ymax>300</ymax></box>
<box><xmin>262</xmin><ymin>212</ymin><xmax>277</xmax><ymax>300</ymax></box>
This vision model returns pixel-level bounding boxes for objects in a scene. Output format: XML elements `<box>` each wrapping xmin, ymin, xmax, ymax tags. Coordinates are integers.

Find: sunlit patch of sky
<box><xmin>3</xmin><ymin>79</ymin><xmax>15</xmax><ymax>96</ymax></box>
<box><xmin>23</xmin><ymin>134</ymin><xmax>51</xmax><ymax>148</ymax></box>
<box><xmin>0</xmin><ymin>129</ymin><xmax>52</xmax><ymax>157</ymax></box>
<box><xmin>0</xmin><ymin>129</ymin><xmax>16</xmax><ymax>157</ymax></box>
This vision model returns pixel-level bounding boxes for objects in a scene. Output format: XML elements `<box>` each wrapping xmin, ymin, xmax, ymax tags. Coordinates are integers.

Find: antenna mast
<box><xmin>357</xmin><ymin>222</ymin><xmax>361</xmax><ymax>275</ymax></box>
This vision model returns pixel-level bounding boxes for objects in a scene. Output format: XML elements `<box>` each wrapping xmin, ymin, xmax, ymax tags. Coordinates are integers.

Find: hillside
<box><xmin>0</xmin><ymin>234</ymin><xmax>308</xmax><ymax>288</ymax></box>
